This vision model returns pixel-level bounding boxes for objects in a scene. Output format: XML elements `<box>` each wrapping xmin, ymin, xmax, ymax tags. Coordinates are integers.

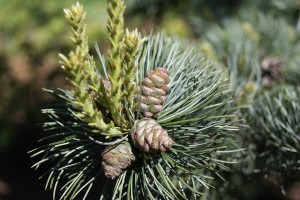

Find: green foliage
<box><xmin>30</xmin><ymin>0</ymin><xmax>241</xmax><ymax>198</ymax></box>
<box><xmin>59</xmin><ymin>3</ymin><xmax>123</xmax><ymax>136</ymax></box>
<box><xmin>0</xmin><ymin>0</ymin><xmax>108</xmax><ymax>151</ymax></box>
<box><xmin>195</xmin><ymin>12</ymin><xmax>300</xmax><ymax>105</ymax></box>
<box><xmin>31</xmin><ymin>33</ymin><xmax>239</xmax><ymax>199</ymax></box>
<box><xmin>285</xmin><ymin>55</ymin><xmax>300</xmax><ymax>86</ymax></box>
<box><xmin>176</xmin><ymin>1</ymin><xmax>300</xmax><ymax>199</ymax></box>
<box><xmin>135</xmin><ymin>34</ymin><xmax>239</xmax><ymax>199</ymax></box>
<box><xmin>24</xmin><ymin>0</ymin><xmax>300</xmax><ymax>199</ymax></box>
<box><xmin>0</xmin><ymin>0</ymin><xmax>107</xmax><ymax>56</ymax></box>
<box><xmin>106</xmin><ymin>0</ymin><xmax>143</xmax><ymax>129</ymax></box>
<box><xmin>122</xmin><ymin>29</ymin><xmax>141</xmax><ymax>112</ymax></box>
<box><xmin>246</xmin><ymin>86</ymin><xmax>300</xmax><ymax>173</ymax></box>
<box><xmin>196</xmin><ymin>20</ymin><xmax>261</xmax><ymax>104</ymax></box>
<box><xmin>106</xmin><ymin>0</ymin><xmax>129</xmax><ymax>129</ymax></box>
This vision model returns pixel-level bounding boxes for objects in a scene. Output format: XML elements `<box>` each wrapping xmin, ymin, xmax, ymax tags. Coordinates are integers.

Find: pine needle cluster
<box><xmin>189</xmin><ymin>2</ymin><xmax>300</xmax><ymax>199</ymax></box>
<box><xmin>194</xmin><ymin>5</ymin><xmax>300</xmax><ymax>176</ymax></box>
<box><xmin>30</xmin><ymin>0</ymin><xmax>240</xmax><ymax>199</ymax></box>
<box><xmin>246</xmin><ymin>86</ymin><xmax>300</xmax><ymax>173</ymax></box>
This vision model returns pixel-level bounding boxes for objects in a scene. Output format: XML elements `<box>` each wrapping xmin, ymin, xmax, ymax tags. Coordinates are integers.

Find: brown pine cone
<box><xmin>101</xmin><ymin>141</ymin><xmax>135</xmax><ymax>179</ymax></box>
<box><xmin>131</xmin><ymin>118</ymin><xmax>173</xmax><ymax>153</ymax></box>
<box><xmin>261</xmin><ymin>56</ymin><xmax>283</xmax><ymax>88</ymax></box>
<box><xmin>138</xmin><ymin>68</ymin><xmax>170</xmax><ymax>119</ymax></box>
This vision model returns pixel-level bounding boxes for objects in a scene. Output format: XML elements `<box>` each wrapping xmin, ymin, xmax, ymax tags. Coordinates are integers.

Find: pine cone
<box><xmin>131</xmin><ymin>118</ymin><xmax>173</xmax><ymax>153</ymax></box>
<box><xmin>261</xmin><ymin>56</ymin><xmax>283</xmax><ymax>88</ymax></box>
<box><xmin>101</xmin><ymin>141</ymin><xmax>135</xmax><ymax>180</ymax></box>
<box><xmin>138</xmin><ymin>68</ymin><xmax>170</xmax><ymax>119</ymax></box>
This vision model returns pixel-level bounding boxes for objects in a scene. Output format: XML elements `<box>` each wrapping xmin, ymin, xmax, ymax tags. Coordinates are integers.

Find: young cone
<box><xmin>101</xmin><ymin>141</ymin><xmax>136</xmax><ymax>179</ymax></box>
<box><xmin>131</xmin><ymin>118</ymin><xmax>173</xmax><ymax>153</ymax></box>
<box><xmin>138</xmin><ymin>67</ymin><xmax>170</xmax><ymax>118</ymax></box>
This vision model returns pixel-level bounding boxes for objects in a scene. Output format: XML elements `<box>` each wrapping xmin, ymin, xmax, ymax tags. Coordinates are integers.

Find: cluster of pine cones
<box><xmin>101</xmin><ymin>68</ymin><xmax>173</xmax><ymax>179</ymax></box>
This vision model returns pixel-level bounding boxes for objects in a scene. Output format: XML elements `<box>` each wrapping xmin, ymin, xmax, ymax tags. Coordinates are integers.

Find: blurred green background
<box><xmin>0</xmin><ymin>0</ymin><xmax>300</xmax><ymax>199</ymax></box>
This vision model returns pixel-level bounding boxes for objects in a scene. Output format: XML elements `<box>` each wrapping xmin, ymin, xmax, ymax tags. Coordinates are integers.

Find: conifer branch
<box><xmin>123</xmin><ymin>29</ymin><xmax>143</xmax><ymax>113</ymax></box>
<box><xmin>105</xmin><ymin>0</ymin><xmax>144</xmax><ymax>128</ymax></box>
<box><xmin>247</xmin><ymin>86</ymin><xmax>300</xmax><ymax>172</ymax></box>
<box><xmin>106</xmin><ymin>0</ymin><xmax>129</xmax><ymax>129</ymax></box>
<box><xmin>59</xmin><ymin>2</ymin><xmax>123</xmax><ymax>136</ymax></box>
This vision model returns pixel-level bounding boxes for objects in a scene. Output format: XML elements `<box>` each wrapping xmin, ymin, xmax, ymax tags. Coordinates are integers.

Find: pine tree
<box><xmin>30</xmin><ymin>1</ymin><xmax>241</xmax><ymax>199</ymax></box>
<box><xmin>28</xmin><ymin>0</ymin><xmax>300</xmax><ymax>199</ymax></box>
